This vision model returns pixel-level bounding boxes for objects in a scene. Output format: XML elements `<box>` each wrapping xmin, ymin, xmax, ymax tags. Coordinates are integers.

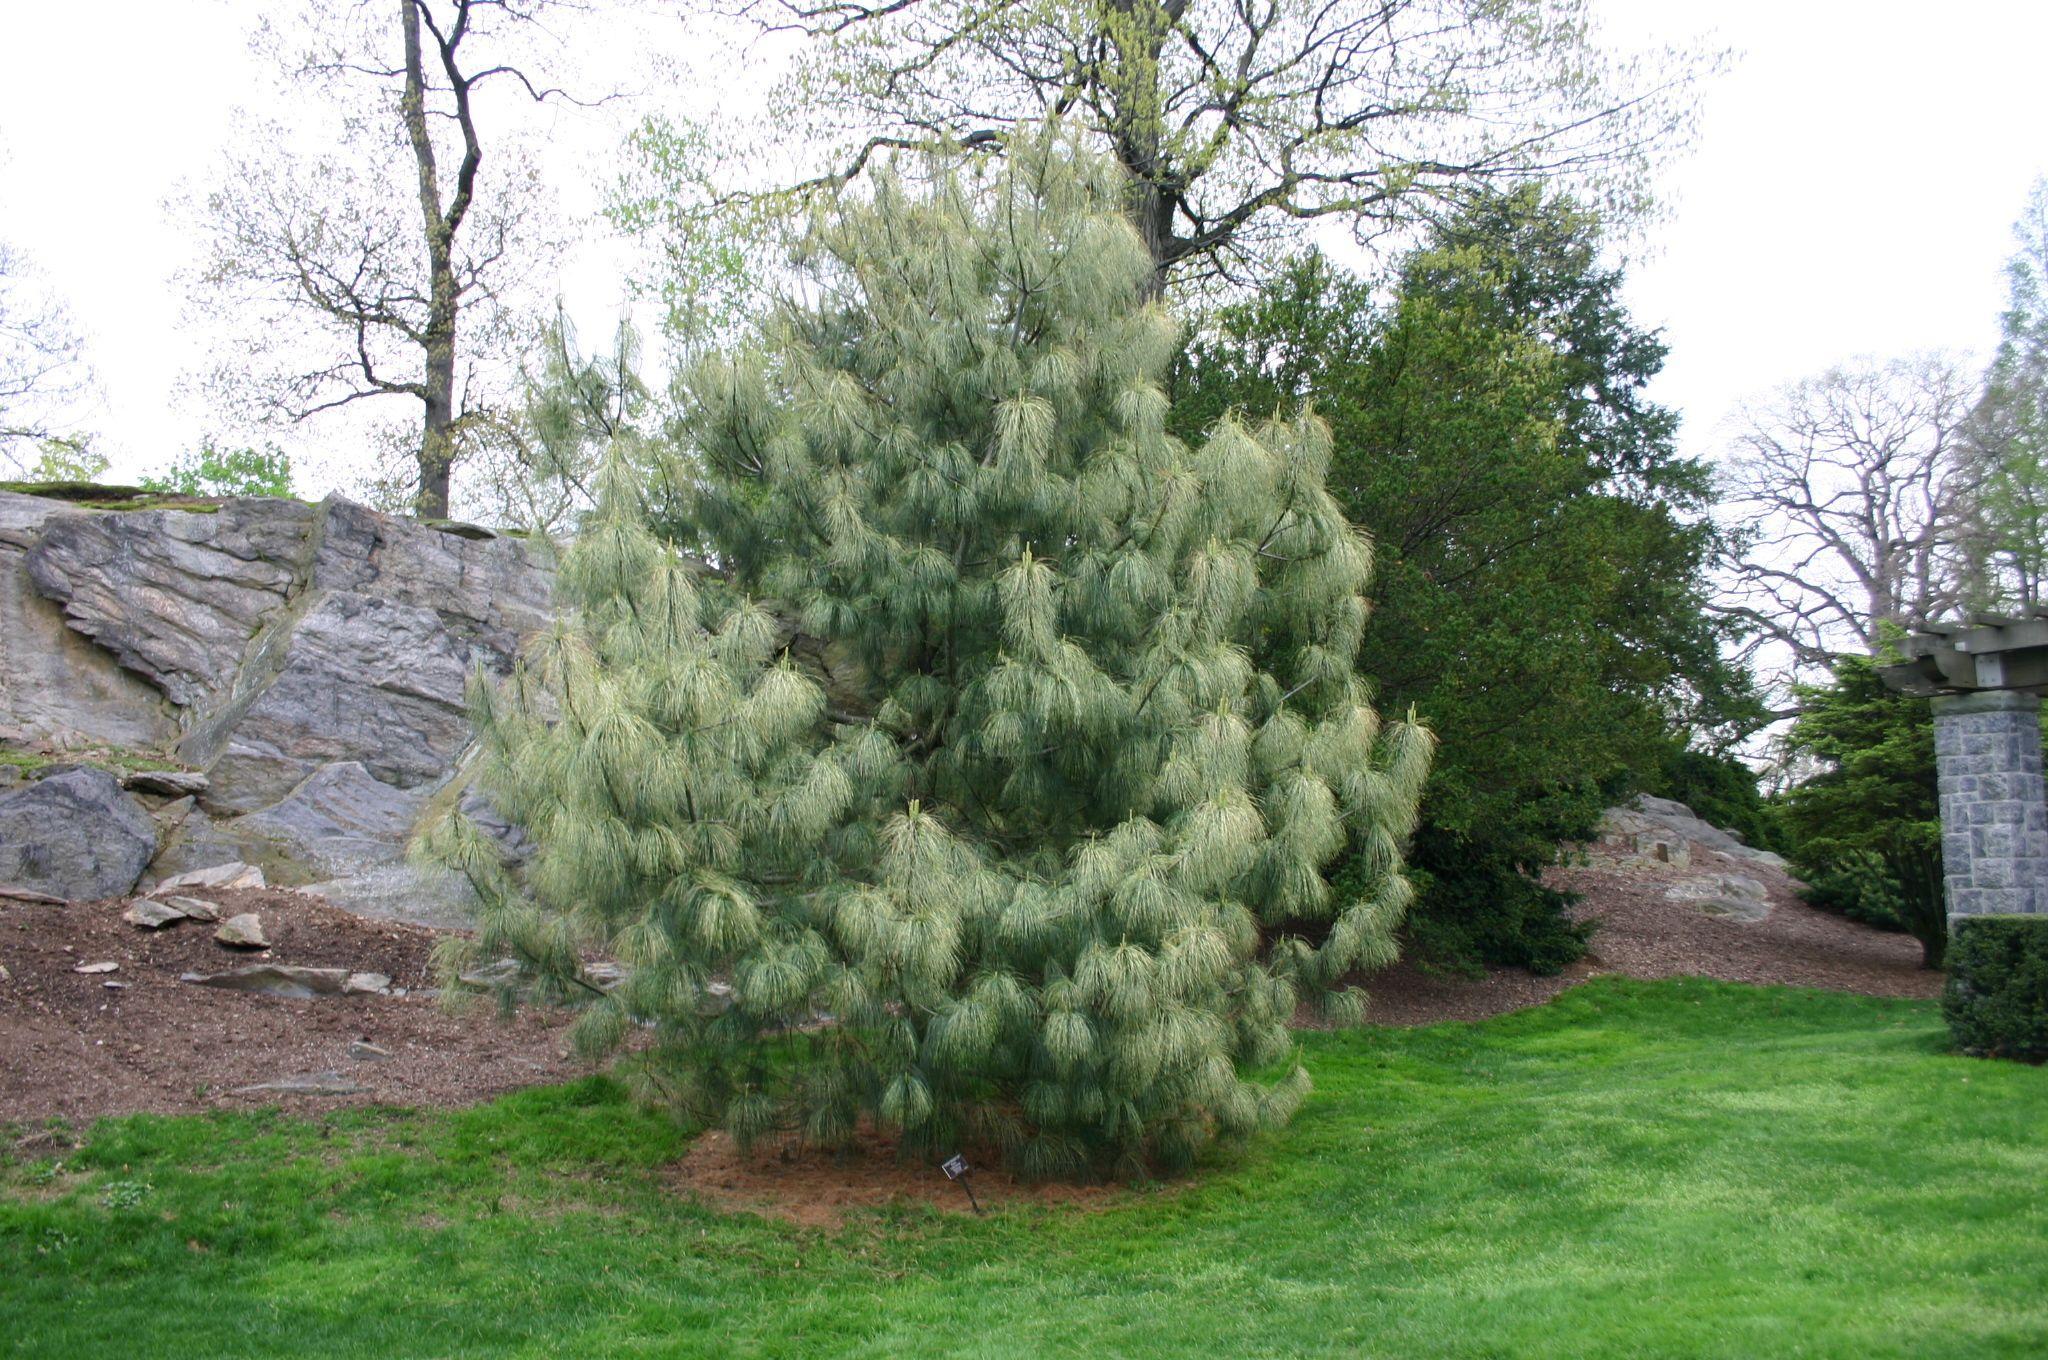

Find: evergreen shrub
<box><xmin>424</xmin><ymin>131</ymin><xmax>1432</xmax><ymax>1179</ymax></box>
<box><xmin>1943</xmin><ymin>916</ymin><xmax>2048</xmax><ymax>1061</ymax></box>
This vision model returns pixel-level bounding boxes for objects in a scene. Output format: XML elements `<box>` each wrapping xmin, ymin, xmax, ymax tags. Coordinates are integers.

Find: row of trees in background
<box><xmin>10</xmin><ymin>0</ymin><xmax>2045</xmax><ymax>990</ymax></box>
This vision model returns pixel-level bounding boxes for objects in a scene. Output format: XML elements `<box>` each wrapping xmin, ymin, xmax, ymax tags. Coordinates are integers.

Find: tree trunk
<box><xmin>418</xmin><ymin>322</ymin><xmax>456</xmax><ymax>520</ymax></box>
<box><xmin>1106</xmin><ymin>0</ymin><xmax>1177</xmax><ymax>301</ymax></box>
<box><xmin>401</xmin><ymin>0</ymin><xmax>459</xmax><ymax>521</ymax></box>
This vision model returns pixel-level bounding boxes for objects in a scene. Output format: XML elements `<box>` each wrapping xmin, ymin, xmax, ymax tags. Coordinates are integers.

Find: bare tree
<box><xmin>0</xmin><ymin>240</ymin><xmax>92</xmax><ymax>473</ymax></box>
<box><xmin>640</xmin><ymin>0</ymin><xmax>1709</xmax><ymax>297</ymax></box>
<box><xmin>192</xmin><ymin>1</ymin><xmax>589</xmax><ymax>519</ymax></box>
<box><xmin>1718</xmin><ymin>353</ymin><xmax>1979</xmax><ymax>675</ymax></box>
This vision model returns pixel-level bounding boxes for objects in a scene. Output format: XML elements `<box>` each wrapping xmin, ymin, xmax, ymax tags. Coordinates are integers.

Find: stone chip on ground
<box><xmin>122</xmin><ymin>899</ymin><xmax>190</xmax><ymax>929</ymax></box>
<box><xmin>233</xmin><ymin>1070</ymin><xmax>364</xmax><ymax>1096</ymax></box>
<box><xmin>214</xmin><ymin>913</ymin><xmax>269</xmax><ymax>948</ymax></box>
<box><xmin>181</xmin><ymin>964</ymin><xmax>349</xmax><ymax>999</ymax></box>
<box><xmin>162</xmin><ymin>895</ymin><xmax>221</xmax><ymax>922</ymax></box>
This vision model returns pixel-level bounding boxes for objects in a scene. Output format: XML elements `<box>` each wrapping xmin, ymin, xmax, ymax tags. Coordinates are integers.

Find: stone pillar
<box><xmin>1932</xmin><ymin>690</ymin><xmax>2048</xmax><ymax>919</ymax></box>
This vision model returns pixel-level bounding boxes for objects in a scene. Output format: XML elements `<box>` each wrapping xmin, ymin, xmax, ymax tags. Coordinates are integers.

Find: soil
<box><xmin>0</xmin><ymin>886</ymin><xmax>585</xmax><ymax>1128</ymax></box>
<box><xmin>1351</xmin><ymin>832</ymin><xmax>1942</xmax><ymax>1028</ymax></box>
<box><xmin>0</xmin><ymin>824</ymin><xmax>1947</xmax><ymax>1225</ymax></box>
<box><xmin>670</xmin><ymin>1126</ymin><xmax>1147</xmax><ymax>1229</ymax></box>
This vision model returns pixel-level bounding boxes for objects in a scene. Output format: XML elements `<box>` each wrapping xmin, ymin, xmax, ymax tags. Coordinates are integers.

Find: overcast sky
<box><xmin>1</xmin><ymin>0</ymin><xmax>2044</xmax><ymax>491</ymax></box>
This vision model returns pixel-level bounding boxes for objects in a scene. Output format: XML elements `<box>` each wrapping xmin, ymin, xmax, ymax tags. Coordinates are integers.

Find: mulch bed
<box><xmin>0</xmin><ymin>886</ymin><xmax>584</xmax><ymax>1127</ymax></box>
<box><xmin>1352</xmin><ymin>834</ymin><xmax>1942</xmax><ymax>1028</ymax></box>
<box><xmin>1</xmin><ymin>831</ymin><xmax>1948</xmax><ymax>1224</ymax></box>
<box><xmin>670</xmin><ymin>1125</ymin><xmax>1147</xmax><ymax>1227</ymax></box>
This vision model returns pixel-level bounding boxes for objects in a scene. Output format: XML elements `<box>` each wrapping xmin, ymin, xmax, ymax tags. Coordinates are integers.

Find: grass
<box><xmin>0</xmin><ymin>746</ymin><xmax>188</xmax><ymax>777</ymax></box>
<box><xmin>3</xmin><ymin>977</ymin><xmax>2044</xmax><ymax>1358</ymax></box>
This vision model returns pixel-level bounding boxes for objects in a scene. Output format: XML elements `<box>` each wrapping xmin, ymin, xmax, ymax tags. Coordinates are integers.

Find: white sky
<box><xmin>0</xmin><ymin>0</ymin><xmax>2044</xmax><ymax>489</ymax></box>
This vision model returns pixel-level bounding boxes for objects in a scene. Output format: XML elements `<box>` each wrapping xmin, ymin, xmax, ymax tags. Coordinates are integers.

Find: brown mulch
<box><xmin>670</xmin><ymin>1125</ymin><xmax>1148</xmax><ymax>1227</ymax></box>
<box><xmin>0</xmin><ymin>829</ymin><xmax>1948</xmax><ymax>1225</ymax></box>
<box><xmin>1351</xmin><ymin>833</ymin><xmax>1942</xmax><ymax>1029</ymax></box>
<box><xmin>0</xmin><ymin>886</ymin><xmax>585</xmax><ymax>1127</ymax></box>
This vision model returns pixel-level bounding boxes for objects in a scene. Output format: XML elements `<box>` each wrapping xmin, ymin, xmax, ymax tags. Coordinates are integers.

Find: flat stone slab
<box><xmin>233</xmin><ymin>1070</ymin><xmax>364</xmax><ymax>1096</ymax></box>
<box><xmin>182</xmin><ymin>965</ymin><xmax>348</xmax><ymax>999</ymax></box>
<box><xmin>122</xmin><ymin>899</ymin><xmax>190</xmax><ymax>929</ymax></box>
<box><xmin>121</xmin><ymin>769</ymin><xmax>210</xmax><ymax>798</ymax></box>
<box><xmin>150</xmin><ymin>861</ymin><xmax>265</xmax><ymax>895</ymax></box>
<box><xmin>214</xmin><ymin>913</ymin><xmax>269</xmax><ymax>948</ymax></box>
<box><xmin>162</xmin><ymin>895</ymin><xmax>221</xmax><ymax>922</ymax></box>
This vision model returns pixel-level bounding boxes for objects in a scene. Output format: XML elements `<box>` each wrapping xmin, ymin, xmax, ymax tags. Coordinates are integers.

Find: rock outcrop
<box><xmin>0</xmin><ymin>767</ymin><xmax>159</xmax><ymax>900</ymax></box>
<box><xmin>0</xmin><ymin>489</ymin><xmax>554</xmax><ymax>919</ymax></box>
<box><xmin>1603</xmin><ymin>795</ymin><xmax>1789</xmax><ymax>872</ymax></box>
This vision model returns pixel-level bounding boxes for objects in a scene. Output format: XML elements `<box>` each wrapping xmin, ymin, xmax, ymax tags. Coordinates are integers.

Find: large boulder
<box><xmin>0</xmin><ymin>767</ymin><xmax>158</xmax><ymax>900</ymax></box>
<box><xmin>1605</xmin><ymin>795</ymin><xmax>1790</xmax><ymax>871</ymax></box>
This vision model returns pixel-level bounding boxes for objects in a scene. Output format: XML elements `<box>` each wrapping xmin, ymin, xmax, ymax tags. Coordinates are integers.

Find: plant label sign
<box><xmin>941</xmin><ymin>1154</ymin><xmax>970</xmax><ymax>1181</ymax></box>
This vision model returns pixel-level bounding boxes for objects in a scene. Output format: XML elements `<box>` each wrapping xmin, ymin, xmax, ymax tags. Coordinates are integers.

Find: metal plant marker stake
<box><xmin>941</xmin><ymin>1153</ymin><xmax>983</xmax><ymax>1215</ymax></box>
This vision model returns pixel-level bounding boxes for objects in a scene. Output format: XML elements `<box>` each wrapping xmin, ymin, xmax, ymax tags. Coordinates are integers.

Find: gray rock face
<box><xmin>0</xmin><ymin>493</ymin><xmax>176</xmax><ymax>749</ymax></box>
<box><xmin>2</xmin><ymin>490</ymin><xmax>555</xmax><ymax>926</ymax></box>
<box><xmin>24</xmin><ymin>497</ymin><xmax>315</xmax><ymax>708</ymax></box>
<box><xmin>311</xmin><ymin>499</ymin><xmax>552</xmax><ymax>659</ymax></box>
<box><xmin>227</xmin><ymin>761</ymin><xmax>430</xmax><ymax>879</ymax></box>
<box><xmin>192</xmin><ymin>593</ymin><xmax>482</xmax><ymax>812</ymax></box>
<box><xmin>0</xmin><ymin>767</ymin><xmax>157</xmax><ymax>900</ymax></box>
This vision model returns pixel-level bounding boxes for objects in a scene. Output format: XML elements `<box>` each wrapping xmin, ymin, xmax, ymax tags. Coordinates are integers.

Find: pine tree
<box><xmin>428</xmin><ymin>130</ymin><xmax>1431</xmax><ymax>1179</ymax></box>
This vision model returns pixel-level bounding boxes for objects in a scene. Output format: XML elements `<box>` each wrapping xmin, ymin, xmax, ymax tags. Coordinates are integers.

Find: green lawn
<box><xmin>5</xmin><ymin>978</ymin><xmax>2045</xmax><ymax>1358</ymax></box>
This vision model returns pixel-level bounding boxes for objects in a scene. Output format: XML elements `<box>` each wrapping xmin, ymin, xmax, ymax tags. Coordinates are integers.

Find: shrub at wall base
<box><xmin>1942</xmin><ymin>915</ymin><xmax>2048</xmax><ymax>1061</ymax></box>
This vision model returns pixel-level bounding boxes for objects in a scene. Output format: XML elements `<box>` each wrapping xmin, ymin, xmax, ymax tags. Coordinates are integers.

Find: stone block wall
<box><xmin>1933</xmin><ymin>690</ymin><xmax>2048</xmax><ymax>918</ymax></box>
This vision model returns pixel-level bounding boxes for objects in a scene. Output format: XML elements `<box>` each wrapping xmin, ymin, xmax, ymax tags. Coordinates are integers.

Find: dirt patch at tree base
<box><xmin>668</xmin><ymin>1126</ymin><xmax>1157</xmax><ymax>1228</ymax></box>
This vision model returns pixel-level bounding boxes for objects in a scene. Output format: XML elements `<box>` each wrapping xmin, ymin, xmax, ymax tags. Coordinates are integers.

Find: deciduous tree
<box><xmin>1718</xmin><ymin>354</ymin><xmax>1979</xmax><ymax>677</ymax></box>
<box><xmin>191</xmin><ymin>0</ymin><xmax>583</xmax><ymax>518</ymax></box>
<box><xmin>630</xmin><ymin>0</ymin><xmax>1706</xmax><ymax>299</ymax></box>
<box><xmin>0</xmin><ymin>240</ymin><xmax>92</xmax><ymax>474</ymax></box>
